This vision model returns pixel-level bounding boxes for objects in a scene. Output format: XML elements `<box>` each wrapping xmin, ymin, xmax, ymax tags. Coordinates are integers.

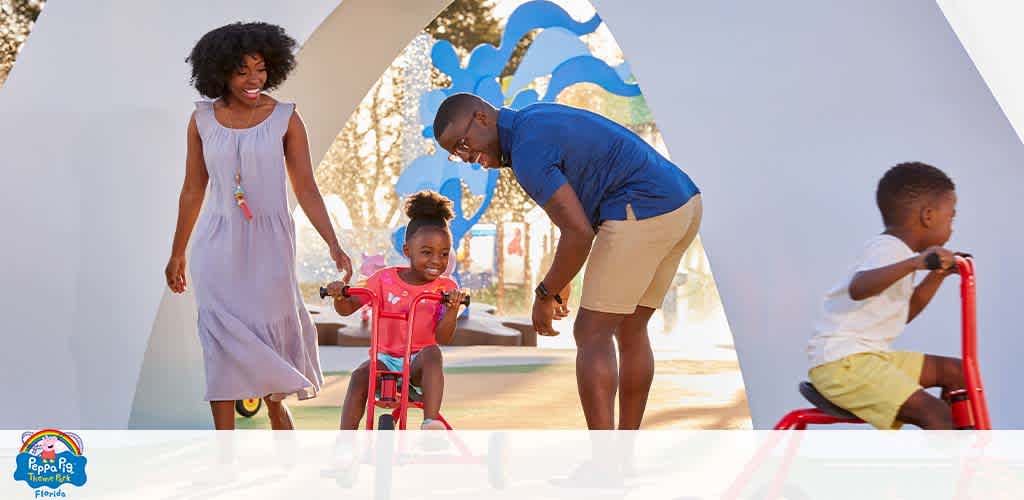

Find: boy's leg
<box><xmin>918</xmin><ymin>354</ymin><xmax>965</xmax><ymax>400</ymax></box>
<box><xmin>613</xmin><ymin>306</ymin><xmax>656</xmax><ymax>430</ymax></box>
<box><xmin>894</xmin><ymin>353</ymin><xmax>960</xmax><ymax>429</ymax></box>
<box><xmin>410</xmin><ymin>345</ymin><xmax>444</xmax><ymax>421</ymax></box>
<box><xmin>339</xmin><ymin>360</ymin><xmax>386</xmax><ymax>430</ymax></box>
<box><xmin>896</xmin><ymin>390</ymin><xmax>952</xmax><ymax>429</ymax></box>
<box><xmin>810</xmin><ymin>352</ymin><xmax>928</xmax><ymax>429</ymax></box>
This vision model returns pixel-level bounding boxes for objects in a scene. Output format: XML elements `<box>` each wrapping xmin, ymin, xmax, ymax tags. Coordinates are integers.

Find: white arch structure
<box><xmin>1</xmin><ymin>0</ymin><xmax>1021</xmax><ymax>429</ymax></box>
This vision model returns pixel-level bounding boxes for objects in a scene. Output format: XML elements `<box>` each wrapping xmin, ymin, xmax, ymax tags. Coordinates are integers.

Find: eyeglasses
<box><xmin>446</xmin><ymin>118</ymin><xmax>475</xmax><ymax>163</ymax></box>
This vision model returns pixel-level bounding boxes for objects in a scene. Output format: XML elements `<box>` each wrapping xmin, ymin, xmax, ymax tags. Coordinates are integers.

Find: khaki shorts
<box><xmin>581</xmin><ymin>194</ymin><xmax>702</xmax><ymax>315</ymax></box>
<box><xmin>808</xmin><ymin>351</ymin><xmax>925</xmax><ymax>430</ymax></box>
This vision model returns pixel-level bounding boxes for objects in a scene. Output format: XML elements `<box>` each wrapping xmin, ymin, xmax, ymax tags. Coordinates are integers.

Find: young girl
<box><xmin>324</xmin><ymin>191</ymin><xmax>468</xmax><ymax>430</ymax></box>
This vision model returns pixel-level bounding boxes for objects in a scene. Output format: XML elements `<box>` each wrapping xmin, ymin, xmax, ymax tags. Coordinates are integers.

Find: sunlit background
<box><xmin>0</xmin><ymin>0</ymin><xmax>749</xmax><ymax>429</ymax></box>
<box><xmin>294</xmin><ymin>0</ymin><xmax>731</xmax><ymax>353</ymax></box>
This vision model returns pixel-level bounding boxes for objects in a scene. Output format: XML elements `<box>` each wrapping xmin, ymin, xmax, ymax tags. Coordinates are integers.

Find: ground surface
<box><xmin>237</xmin><ymin>345</ymin><xmax>751</xmax><ymax>430</ymax></box>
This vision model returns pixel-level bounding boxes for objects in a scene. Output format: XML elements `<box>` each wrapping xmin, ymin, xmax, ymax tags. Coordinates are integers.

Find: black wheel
<box><xmin>377</xmin><ymin>413</ymin><xmax>395</xmax><ymax>430</ymax></box>
<box><xmin>487</xmin><ymin>432</ymin><xmax>508</xmax><ymax>489</ymax></box>
<box><xmin>235</xmin><ymin>398</ymin><xmax>262</xmax><ymax>418</ymax></box>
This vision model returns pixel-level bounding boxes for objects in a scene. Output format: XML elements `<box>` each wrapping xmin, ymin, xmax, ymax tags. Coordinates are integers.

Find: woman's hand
<box><xmin>330</xmin><ymin>243</ymin><xmax>353</xmax><ymax>283</ymax></box>
<box><xmin>165</xmin><ymin>255</ymin><xmax>188</xmax><ymax>293</ymax></box>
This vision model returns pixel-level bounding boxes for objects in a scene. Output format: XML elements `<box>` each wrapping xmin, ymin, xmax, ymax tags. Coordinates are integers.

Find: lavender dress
<box><xmin>189</xmin><ymin>99</ymin><xmax>322</xmax><ymax>402</ymax></box>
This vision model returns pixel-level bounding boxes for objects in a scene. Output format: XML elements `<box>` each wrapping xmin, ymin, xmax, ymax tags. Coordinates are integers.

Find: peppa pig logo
<box><xmin>13</xmin><ymin>429</ymin><xmax>87</xmax><ymax>495</ymax></box>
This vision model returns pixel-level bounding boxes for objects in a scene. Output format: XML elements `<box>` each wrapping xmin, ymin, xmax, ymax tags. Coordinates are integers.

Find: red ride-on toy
<box><xmin>319</xmin><ymin>284</ymin><xmax>470</xmax><ymax>430</ymax></box>
<box><xmin>775</xmin><ymin>254</ymin><xmax>990</xmax><ymax>430</ymax></box>
<box><xmin>318</xmin><ymin>285</ymin><xmax>507</xmax><ymax>497</ymax></box>
<box><xmin>722</xmin><ymin>255</ymin><xmax>991</xmax><ymax>500</ymax></box>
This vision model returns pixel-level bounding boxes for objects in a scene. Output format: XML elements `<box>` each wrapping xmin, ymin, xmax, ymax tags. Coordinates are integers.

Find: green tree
<box><xmin>0</xmin><ymin>0</ymin><xmax>45</xmax><ymax>87</ymax></box>
<box><xmin>315</xmin><ymin>67</ymin><xmax>405</xmax><ymax>234</ymax></box>
<box><xmin>425</xmin><ymin>0</ymin><xmax>503</xmax><ymax>59</ymax></box>
<box><xmin>425</xmin><ymin>0</ymin><xmax>536</xmax><ymax>85</ymax></box>
<box><xmin>314</xmin><ymin>0</ymin><xmax>540</xmax><ymax>250</ymax></box>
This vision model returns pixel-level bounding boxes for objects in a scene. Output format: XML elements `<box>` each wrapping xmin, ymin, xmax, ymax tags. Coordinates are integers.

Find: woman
<box><xmin>165</xmin><ymin>22</ymin><xmax>352</xmax><ymax>430</ymax></box>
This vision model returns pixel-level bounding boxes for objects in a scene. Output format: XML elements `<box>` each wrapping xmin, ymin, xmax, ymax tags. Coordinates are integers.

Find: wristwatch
<box><xmin>535</xmin><ymin>282</ymin><xmax>563</xmax><ymax>304</ymax></box>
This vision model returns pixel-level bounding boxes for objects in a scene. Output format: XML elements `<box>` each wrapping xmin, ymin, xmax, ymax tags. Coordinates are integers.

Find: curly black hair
<box><xmin>876</xmin><ymin>162</ymin><xmax>956</xmax><ymax>226</ymax></box>
<box><xmin>405</xmin><ymin>191</ymin><xmax>454</xmax><ymax>239</ymax></box>
<box><xmin>186</xmin><ymin>22</ymin><xmax>297</xmax><ymax>99</ymax></box>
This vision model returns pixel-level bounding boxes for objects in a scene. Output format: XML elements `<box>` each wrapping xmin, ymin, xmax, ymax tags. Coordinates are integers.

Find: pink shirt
<box><xmin>364</xmin><ymin>267</ymin><xmax>457</xmax><ymax>357</ymax></box>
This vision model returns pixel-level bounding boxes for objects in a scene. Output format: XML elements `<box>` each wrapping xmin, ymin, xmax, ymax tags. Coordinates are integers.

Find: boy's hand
<box><xmin>324</xmin><ymin>281</ymin><xmax>347</xmax><ymax>299</ymax></box>
<box><xmin>919</xmin><ymin>246</ymin><xmax>956</xmax><ymax>272</ymax></box>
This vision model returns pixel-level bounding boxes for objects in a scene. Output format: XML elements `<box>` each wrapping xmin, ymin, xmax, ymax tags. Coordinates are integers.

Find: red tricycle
<box><xmin>723</xmin><ymin>255</ymin><xmax>991</xmax><ymax>500</ymax></box>
<box><xmin>319</xmin><ymin>284</ymin><xmax>471</xmax><ymax>430</ymax></box>
<box><xmin>775</xmin><ymin>254</ymin><xmax>989</xmax><ymax>431</ymax></box>
<box><xmin>319</xmin><ymin>285</ymin><xmax>507</xmax><ymax>496</ymax></box>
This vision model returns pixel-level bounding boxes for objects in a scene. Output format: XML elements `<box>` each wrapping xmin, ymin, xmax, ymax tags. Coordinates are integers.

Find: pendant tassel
<box><xmin>234</xmin><ymin>185</ymin><xmax>254</xmax><ymax>221</ymax></box>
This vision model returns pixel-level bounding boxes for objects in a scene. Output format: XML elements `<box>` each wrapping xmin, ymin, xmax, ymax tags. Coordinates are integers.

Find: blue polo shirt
<box><xmin>497</xmin><ymin>103</ymin><xmax>699</xmax><ymax>226</ymax></box>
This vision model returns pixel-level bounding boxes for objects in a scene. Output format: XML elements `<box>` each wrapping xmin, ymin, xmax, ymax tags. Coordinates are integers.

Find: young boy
<box><xmin>807</xmin><ymin>162</ymin><xmax>965</xmax><ymax>430</ymax></box>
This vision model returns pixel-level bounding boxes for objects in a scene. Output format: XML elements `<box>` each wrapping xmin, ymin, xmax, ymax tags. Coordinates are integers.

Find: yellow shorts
<box><xmin>581</xmin><ymin>194</ymin><xmax>702</xmax><ymax>315</ymax></box>
<box><xmin>808</xmin><ymin>351</ymin><xmax>925</xmax><ymax>430</ymax></box>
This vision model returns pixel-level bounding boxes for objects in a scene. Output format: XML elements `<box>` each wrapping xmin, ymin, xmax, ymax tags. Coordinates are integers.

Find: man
<box><xmin>433</xmin><ymin>93</ymin><xmax>702</xmax><ymax>429</ymax></box>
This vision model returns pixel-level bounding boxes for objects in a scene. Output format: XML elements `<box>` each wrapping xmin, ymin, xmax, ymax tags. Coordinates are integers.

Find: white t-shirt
<box><xmin>807</xmin><ymin>234</ymin><xmax>917</xmax><ymax>367</ymax></box>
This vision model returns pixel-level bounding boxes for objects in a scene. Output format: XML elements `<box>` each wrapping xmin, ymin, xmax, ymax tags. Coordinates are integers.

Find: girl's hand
<box><xmin>324</xmin><ymin>281</ymin><xmax>347</xmax><ymax>299</ymax></box>
<box><xmin>330</xmin><ymin>243</ymin><xmax>353</xmax><ymax>283</ymax></box>
<box><xmin>165</xmin><ymin>255</ymin><xmax>187</xmax><ymax>293</ymax></box>
<box><xmin>445</xmin><ymin>288</ymin><xmax>469</xmax><ymax>309</ymax></box>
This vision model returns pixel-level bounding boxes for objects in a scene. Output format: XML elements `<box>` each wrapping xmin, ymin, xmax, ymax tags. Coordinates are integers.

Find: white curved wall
<box><xmin>0</xmin><ymin>0</ymin><xmax>449</xmax><ymax>429</ymax></box>
<box><xmin>2</xmin><ymin>0</ymin><xmax>1021</xmax><ymax>429</ymax></box>
<box><xmin>937</xmin><ymin>0</ymin><xmax>1024</xmax><ymax>146</ymax></box>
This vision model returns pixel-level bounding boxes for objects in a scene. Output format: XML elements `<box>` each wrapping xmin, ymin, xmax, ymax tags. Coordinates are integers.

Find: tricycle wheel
<box><xmin>235</xmin><ymin>398</ymin><xmax>262</xmax><ymax>418</ymax></box>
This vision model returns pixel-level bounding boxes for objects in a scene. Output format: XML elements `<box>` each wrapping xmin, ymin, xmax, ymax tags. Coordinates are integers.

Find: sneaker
<box><xmin>420</xmin><ymin>419</ymin><xmax>447</xmax><ymax>430</ymax></box>
<box><xmin>418</xmin><ymin>419</ymin><xmax>450</xmax><ymax>452</ymax></box>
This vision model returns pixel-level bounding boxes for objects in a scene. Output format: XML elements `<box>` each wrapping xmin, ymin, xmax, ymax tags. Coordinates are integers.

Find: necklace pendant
<box><xmin>234</xmin><ymin>184</ymin><xmax>253</xmax><ymax>221</ymax></box>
